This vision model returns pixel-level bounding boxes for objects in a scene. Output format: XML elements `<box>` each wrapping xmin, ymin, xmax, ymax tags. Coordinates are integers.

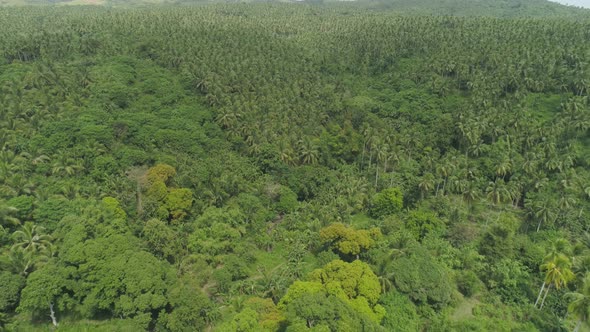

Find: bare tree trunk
<box><xmin>540</xmin><ymin>284</ymin><xmax>551</xmax><ymax>309</ymax></box>
<box><xmin>534</xmin><ymin>282</ymin><xmax>545</xmax><ymax>308</ymax></box>
<box><xmin>574</xmin><ymin>319</ymin><xmax>582</xmax><ymax>332</ymax></box>
<box><xmin>49</xmin><ymin>302</ymin><xmax>58</xmax><ymax>327</ymax></box>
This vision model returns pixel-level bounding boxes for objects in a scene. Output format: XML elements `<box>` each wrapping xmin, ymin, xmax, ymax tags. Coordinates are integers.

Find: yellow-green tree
<box><xmin>320</xmin><ymin>223</ymin><xmax>381</xmax><ymax>260</ymax></box>
<box><xmin>143</xmin><ymin>164</ymin><xmax>192</xmax><ymax>223</ymax></box>
<box><xmin>536</xmin><ymin>254</ymin><xmax>574</xmax><ymax>309</ymax></box>
<box><xmin>279</xmin><ymin>260</ymin><xmax>385</xmax><ymax>326</ymax></box>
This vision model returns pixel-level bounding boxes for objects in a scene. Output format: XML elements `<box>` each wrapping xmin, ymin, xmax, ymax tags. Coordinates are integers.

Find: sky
<box><xmin>550</xmin><ymin>0</ymin><xmax>590</xmax><ymax>8</ymax></box>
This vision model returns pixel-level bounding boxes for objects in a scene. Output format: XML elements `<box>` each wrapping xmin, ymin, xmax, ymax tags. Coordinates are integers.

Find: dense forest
<box><xmin>0</xmin><ymin>2</ymin><xmax>589</xmax><ymax>331</ymax></box>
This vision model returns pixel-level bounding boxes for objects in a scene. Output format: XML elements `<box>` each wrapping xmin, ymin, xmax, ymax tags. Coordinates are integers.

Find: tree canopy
<box><xmin>0</xmin><ymin>2</ymin><xmax>589</xmax><ymax>331</ymax></box>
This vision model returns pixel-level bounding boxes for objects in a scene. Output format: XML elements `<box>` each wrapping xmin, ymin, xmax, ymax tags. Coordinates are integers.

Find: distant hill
<box><xmin>1</xmin><ymin>0</ymin><xmax>589</xmax><ymax>18</ymax></box>
<box><xmin>348</xmin><ymin>0</ymin><xmax>590</xmax><ymax>17</ymax></box>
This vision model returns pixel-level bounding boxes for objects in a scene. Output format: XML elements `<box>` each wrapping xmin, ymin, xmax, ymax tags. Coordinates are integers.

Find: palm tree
<box><xmin>277</xmin><ymin>139</ymin><xmax>296</xmax><ymax>166</ymax></box>
<box><xmin>418</xmin><ymin>173</ymin><xmax>435</xmax><ymax>199</ymax></box>
<box><xmin>298</xmin><ymin>138</ymin><xmax>319</xmax><ymax>165</ymax></box>
<box><xmin>0</xmin><ymin>247</ymin><xmax>34</xmax><ymax>276</ymax></box>
<box><xmin>375</xmin><ymin>259</ymin><xmax>395</xmax><ymax>294</ymax></box>
<box><xmin>544</xmin><ymin>238</ymin><xmax>571</xmax><ymax>262</ymax></box>
<box><xmin>536</xmin><ymin>254</ymin><xmax>574</xmax><ymax>309</ymax></box>
<box><xmin>526</xmin><ymin>194</ymin><xmax>557</xmax><ymax>232</ymax></box>
<box><xmin>495</xmin><ymin>156</ymin><xmax>512</xmax><ymax>179</ymax></box>
<box><xmin>566</xmin><ymin>274</ymin><xmax>590</xmax><ymax>332</ymax></box>
<box><xmin>0</xmin><ymin>202</ymin><xmax>19</xmax><ymax>227</ymax></box>
<box><xmin>374</xmin><ymin>143</ymin><xmax>389</xmax><ymax>189</ymax></box>
<box><xmin>51</xmin><ymin>151</ymin><xmax>83</xmax><ymax>176</ymax></box>
<box><xmin>485</xmin><ymin>179</ymin><xmax>510</xmax><ymax>205</ymax></box>
<box><xmin>436</xmin><ymin>160</ymin><xmax>455</xmax><ymax>196</ymax></box>
<box><xmin>11</xmin><ymin>222</ymin><xmax>53</xmax><ymax>255</ymax></box>
<box><xmin>462</xmin><ymin>181</ymin><xmax>482</xmax><ymax>207</ymax></box>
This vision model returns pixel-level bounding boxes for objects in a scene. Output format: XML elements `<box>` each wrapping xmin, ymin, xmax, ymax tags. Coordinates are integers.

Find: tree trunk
<box><xmin>536</xmin><ymin>218</ymin><xmax>543</xmax><ymax>232</ymax></box>
<box><xmin>574</xmin><ymin>319</ymin><xmax>582</xmax><ymax>332</ymax></box>
<box><xmin>535</xmin><ymin>282</ymin><xmax>545</xmax><ymax>308</ymax></box>
<box><xmin>540</xmin><ymin>284</ymin><xmax>552</xmax><ymax>309</ymax></box>
<box><xmin>49</xmin><ymin>302</ymin><xmax>58</xmax><ymax>327</ymax></box>
<box><xmin>375</xmin><ymin>165</ymin><xmax>379</xmax><ymax>189</ymax></box>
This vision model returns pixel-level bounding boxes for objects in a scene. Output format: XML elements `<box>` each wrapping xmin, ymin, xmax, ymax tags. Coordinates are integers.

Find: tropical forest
<box><xmin>0</xmin><ymin>0</ymin><xmax>589</xmax><ymax>331</ymax></box>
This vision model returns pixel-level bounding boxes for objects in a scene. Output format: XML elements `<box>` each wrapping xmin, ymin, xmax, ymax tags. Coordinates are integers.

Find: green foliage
<box><xmin>165</xmin><ymin>188</ymin><xmax>193</xmax><ymax>221</ymax></box>
<box><xmin>479</xmin><ymin>215</ymin><xmax>520</xmax><ymax>261</ymax></box>
<box><xmin>188</xmin><ymin>206</ymin><xmax>245</xmax><ymax>257</ymax></box>
<box><xmin>319</xmin><ymin>223</ymin><xmax>381</xmax><ymax>259</ymax></box>
<box><xmin>0</xmin><ymin>3</ymin><xmax>588</xmax><ymax>330</ymax></box>
<box><xmin>276</xmin><ymin>186</ymin><xmax>298</xmax><ymax>214</ymax></box>
<box><xmin>244</xmin><ymin>297</ymin><xmax>284</xmax><ymax>331</ymax></box>
<box><xmin>380</xmin><ymin>291</ymin><xmax>420</xmax><ymax>332</ymax></box>
<box><xmin>279</xmin><ymin>260</ymin><xmax>385</xmax><ymax>324</ymax></box>
<box><xmin>404</xmin><ymin>210</ymin><xmax>445</xmax><ymax>241</ymax></box>
<box><xmin>158</xmin><ymin>282</ymin><xmax>213</xmax><ymax>332</ymax></box>
<box><xmin>0</xmin><ymin>271</ymin><xmax>24</xmax><ymax>312</ymax></box>
<box><xmin>370</xmin><ymin>187</ymin><xmax>403</xmax><ymax>219</ymax></box>
<box><xmin>147</xmin><ymin>180</ymin><xmax>168</xmax><ymax>202</ymax></box>
<box><xmin>6</xmin><ymin>196</ymin><xmax>34</xmax><ymax>221</ymax></box>
<box><xmin>486</xmin><ymin>259</ymin><xmax>532</xmax><ymax>304</ymax></box>
<box><xmin>18</xmin><ymin>262</ymin><xmax>78</xmax><ymax>317</ymax></box>
<box><xmin>391</xmin><ymin>245</ymin><xmax>455</xmax><ymax>308</ymax></box>
<box><xmin>32</xmin><ymin>197</ymin><xmax>71</xmax><ymax>229</ymax></box>
<box><xmin>309</xmin><ymin>260</ymin><xmax>382</xmax><ymax>308</ymax></box>
<box><xmin>142</xmin><ymin>218</ymin><xmax>178</xmax><ymax>261</ymax></box>
<box><xmin>146</xmin><ymin>164</ymin><xmax>176</xmax><ymax>186</ymax></box>
<box><xmin>218</xmin><ymin>308</ymin><xmax>260</xmax><ymax>332</ymax></box>
<box><xmin>283</xmin><ymin>292</ymin><xmax>383</xmax><ymax>332</ymax></box>
<box><xmin>456</xmin><ymin>270</ymin><xmax>483</xmax><ymax>297</ymax></box>
<box><xmin>102</xmin><ymin>197</ymin><xmax>127</xmax><ymax>221</ymax></box>
<box><xmin>144</xmin><ymin>164</ymin><xmax>193</xmax><ymax>222</ymax></box>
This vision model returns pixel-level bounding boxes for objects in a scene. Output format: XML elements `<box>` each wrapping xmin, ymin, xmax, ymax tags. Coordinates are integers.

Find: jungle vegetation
<box><xmin>0</xmin><ymin>2</ymin><xmax>589</xmax><ymax>331</ymax></box>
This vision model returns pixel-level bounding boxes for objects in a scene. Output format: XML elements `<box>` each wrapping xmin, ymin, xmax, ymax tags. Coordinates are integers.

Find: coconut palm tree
<box><xmin>485</xmin><ymin>179</ymin><xmax>510</xmax><ymax>205</ymax></box>
<box><xmin>0</xmin><ymin>202</ymin><xmax>19</xmax><ymax>227</ymax></box>
<box><xmin>418</xmin><ymin>173</ymin><xmax>436</xmax><ymax>199</ymax></box>
<box><xmin>536</xmin><ymin>254</ymin><xmax>574</xmax><ymax>309</ymax></box>
<box><xmin>298</xmin><ymin>138</ymin><xmax>319</xmax><ymax>165</ymax></box>
<box><xmin>11</xmin><ymin>222</ymin><xmax>53</xmax><ymax>255</ymax></box>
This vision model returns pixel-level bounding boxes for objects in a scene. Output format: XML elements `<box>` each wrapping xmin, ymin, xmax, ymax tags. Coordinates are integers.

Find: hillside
<box><xmin>1</xmin><ymin>0</ymin><xmax>589</xmax><ymax>18</ymax></box>
<box><xmin>0</xmin><ymin>3</ymin><xmax>590</xmax><ymax>332</ymax></box>
<box><xmin>353</xmin><ymin>0</ymin><xmax>590</xmax><ymax>16</ymax></box>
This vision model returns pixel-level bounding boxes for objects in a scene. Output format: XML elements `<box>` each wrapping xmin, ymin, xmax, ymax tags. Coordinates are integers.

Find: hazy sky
<box><xmin>550</xmin><ymin>0</ymin><xmax>590</xmax><ymax>8</ymax></box>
